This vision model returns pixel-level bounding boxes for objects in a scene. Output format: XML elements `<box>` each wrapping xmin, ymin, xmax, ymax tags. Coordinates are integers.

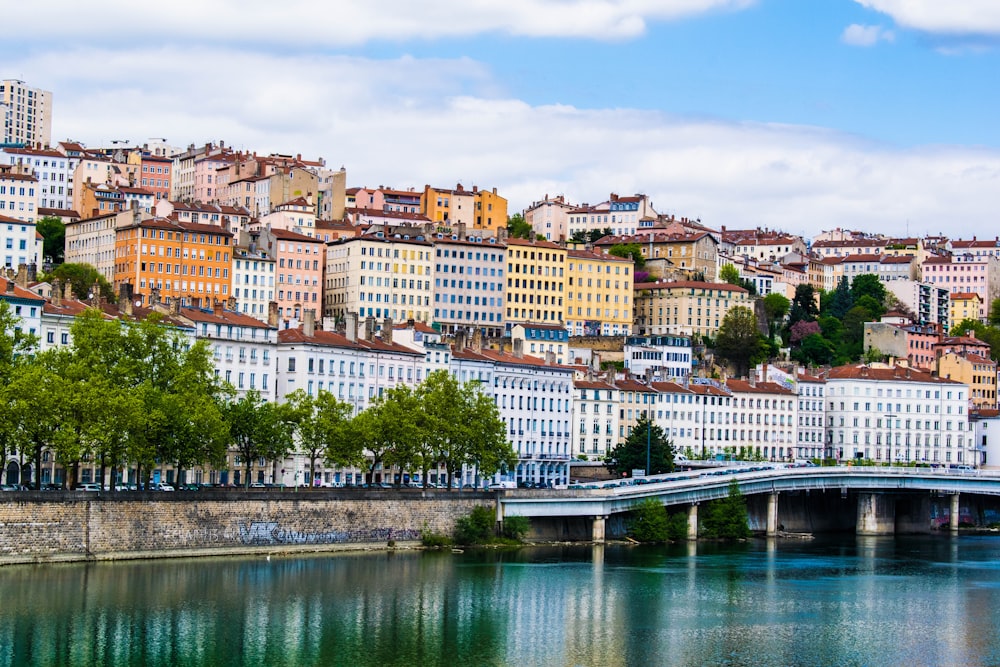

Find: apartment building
<box><xmin>432</xmin><ymin>235</ymin><xmax>506</xmax><ymax>337</ymax></box>
<box><xmin>633</xmin><ymin>280</ymin><xmax>751</xmax><ymax>337</ymax></box>
<box><xmin>565</xmin><ymin>247</ymin><xmax>633</xmax><ymax>336</ymax></box>
<box><xmin>505</xmin><ymin>237</ymin><xmax>566</xmax><ymax>324</ymax></box>
<box><xmin>0</xmin><ymin>80</ymin><xmax>51</xmax><ymax>148</ymax></box>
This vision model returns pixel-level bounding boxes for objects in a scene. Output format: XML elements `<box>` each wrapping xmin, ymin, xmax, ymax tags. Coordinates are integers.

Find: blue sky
<box><xmin>5</xmin><ymin>0</ymin><xmax>1000</xmax><ymax>238</ymax></box>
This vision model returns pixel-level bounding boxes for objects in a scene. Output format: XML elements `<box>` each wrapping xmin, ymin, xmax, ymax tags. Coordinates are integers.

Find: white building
<box><xmin>0</xmin><ymin>147</ymin><xmax>76</xmax><ymax>210</ymax></box>
<box><xmin>624</xmin><ymin>334</ymin><xmax>693</xmax><ymax>381</ymax></box>
<box><xmin>573</xmin><ymin>378</ymin><xmax>619</xmax><ymax>460</ymax></box>
<box><xmin>796</xmin><ymin>371</ymin><xmax>827</xmax><ymax>461</ymax></box>
<box><xmin>726</xmin><ymin>378</ymin><xmax>798</xmax><ymax>461</ymax></box>
<box><xmin>824</xmin><ymin>364</ymin><xmax>970</xmax><ymax>464</ymax></box>
<box><xmin>0</xmin><ymin>80</ymin><xmax>52</xmax><ymax>148</ymax></box>
<box><xmin>0</xmin><ymin>213</ymin><xmax>42</xmax><ymax>271</ymax></box>
<box><xmin>232</xmin><ymin>246</ymin><xmax>276</xmax><ymax>321</ymax></box>
<box><xmin>0</xmin><ymin>170</ymin><xmax>38</xmax><ymax>223</ymax></box>
<box><xmin>452</xmin><ymin>337</ymin><xmax>574</xmax><ymax>487</ymax></box>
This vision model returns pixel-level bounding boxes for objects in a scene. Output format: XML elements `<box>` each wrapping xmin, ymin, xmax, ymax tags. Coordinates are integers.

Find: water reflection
<box><xmin>2</xmin><ymin>537</ymin><xmax>1000</xmax><ymax>666</ymax></box>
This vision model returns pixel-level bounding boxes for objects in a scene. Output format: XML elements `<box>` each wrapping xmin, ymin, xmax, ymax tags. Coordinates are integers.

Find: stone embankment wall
<box><xmin>0</xmin><ymin>490</ymin><xmax>493</xmax><ymax>565</ymax></box>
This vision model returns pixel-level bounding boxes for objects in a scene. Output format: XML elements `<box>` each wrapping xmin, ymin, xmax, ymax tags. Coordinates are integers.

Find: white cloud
<box><xmin>2</xmin><ymin>0</ymin><xmax>755</xmax><ymax>46</ymax></box>
<box><xmin>855</xmin><ymin>0</ymin><xmax>1000</xmax><ymax>36</ymax></box>
<box><xmin>10</xmin><ymin>46</ymin><xmax>1000</xmax><ymax>240</ymax></box>
<box><xmin>841</xmin><ymin>23</ymin><xmax>895</xmax><ymax>46</ymax></box>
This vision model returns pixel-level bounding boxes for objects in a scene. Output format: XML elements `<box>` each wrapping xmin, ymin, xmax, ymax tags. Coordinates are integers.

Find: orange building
<box><xmin>115</xmin><ymin>216</ymin><xmax>234</xmax><ymax>307</ymax></box>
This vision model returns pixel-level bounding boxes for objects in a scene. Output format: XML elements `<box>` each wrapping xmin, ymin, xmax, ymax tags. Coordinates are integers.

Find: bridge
<box><xmin>497</xmin><ymin>466</ymin><xmax>1000</xmax><ymax>542</ymax></box>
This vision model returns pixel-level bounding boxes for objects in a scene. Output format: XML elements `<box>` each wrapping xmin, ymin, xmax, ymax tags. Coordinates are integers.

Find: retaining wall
<box><xmin>0</xmin><ymin>490</ymin><xmax>493</xmax><ymax>565</ymax></box>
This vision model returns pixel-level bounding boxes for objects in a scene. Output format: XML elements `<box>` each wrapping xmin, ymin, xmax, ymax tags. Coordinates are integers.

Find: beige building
<box><xmin>937</xmin><ymin>351</ymin><xmax>997</xmax><ymax>411</ymax></box>
<box><xmin>505</xmin><ymin>237</ymin><xmax>566</xmax><ymax>325</ymax></box>
<box><xmin>597</xmin><ymin>225</ymin><xmax>718</xmax><ymax>281</ymax></box>
<box><xmin>67</xmin><ymin>208</ymin><xmax>148</xmax><ymax>282</ymax></box>
<box><xmin>634</xmin><ymin>280</ymin><xmax>751</xmax><ymax>337</ymax></box>
<box><xmin>324</xmin><ymin>233</ymin><xmax>434</xmax><ymax>325</ymax></box>
<box><xmin>524</xmin><ymin>194</ymin><xmax>576</xmax><ymax>242</ymax></box>
<box><xmin>565</xmin><ymin>246</ymin><xmax>633</xmax><ymax>336</ymax></box>
<box><xmin>0</xmin><ymin>169</ymin><xmax>39</xmax><ymax>222</ymax></box>
<box><xmin>0</xmin><ymin>80</ymin><xmax>52</xmax><ymax>148</ymax></box>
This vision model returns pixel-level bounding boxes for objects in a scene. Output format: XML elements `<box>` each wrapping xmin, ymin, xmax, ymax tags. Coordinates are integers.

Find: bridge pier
<box><xmin>687</xmin><ymin>504</ymin><xmax>699</xmax><ymax>540</ymax></box>
<box><xmin>950</xmin><ymin>493</ymin><xmax>960</xmax><ymax>533</ymax></box>
<box><xmin>591</xmin><ymin>515</ymin><xmax>607</xmax><ymax>543</ymax></box>
<box><xmin>766</xmin><ymin>492</ymin><xmax>779</xmax><ymax>537</ymax></box>
<box><xmin>857</xmin><ymin>492</ymin><xmax>896</xmax><ymax>535</ymax></box>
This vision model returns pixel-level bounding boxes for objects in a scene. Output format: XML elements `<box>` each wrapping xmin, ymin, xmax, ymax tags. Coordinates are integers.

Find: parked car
<box><xmin>76</xmin><ymin>483</ymin><xmax>102</xmax><ymax>492</ymax></box>
<box><xmin>153</xmin><ymin>483</ymin><xmax>175</xmax><ymax>492</ymax></box>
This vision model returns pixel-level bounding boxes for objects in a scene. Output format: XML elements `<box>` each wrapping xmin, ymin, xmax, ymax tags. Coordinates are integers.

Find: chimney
<box><xmin>119</xmin><ymin>283</ymin><xmax>133</xmax><ymax>317</ymax></box>
<box><xmin>213</xmin><ymin>299</ymin><xmax>223</xmax><ymax>317</ymax></box>
<box><xmin>407</xmin><ymin>318</ymin><xmax>415</xmax><ymax>330</ymax></box>
<box><xmin>51</xmin><ymin>279</ymin><xmax>62</xmax><ymax>307</ymax></box>
<box><xmin>382</xmin><ymin>318</ymin><xmax>393</xmax><ymax>345</ymax></box>
<box><xmin>364</xmin><ymin>316</ymin><xmax>375</xmax><ymax>341</ymax></box>
<box><xmin>169</xmin><ymin>297</ymin><xmax>180</xmax><ymax>317</ymax></box>
<box><xmin>227</xmin><ymin>296</ymin><xmax>237</xmax><ymax>311</ymax></box>
<box><xmin>455</xmin><ymin>328</ymin><xmax>467</xmax><ymax>351</ymax></box>
<box><xmin>513</xmin><ymin>338</ymin><xmax>523</xmax><ymax>358</ymax></box>
<box><xmin>90</xmin><ymin>281</ymin><xmax>101</xmax><ymax>307</ymax></box>
<box><xmin>546</xmin><ymin>350</ymin><xmax>556</xmax><ymax>365</ymax></box>
<box><xmin>303</xmin><ymin>309</ymin><xmax>315</xmax><ymax>337</ymax></box>
<box><xmin>472</xmin><ymin>328</ymin><xmax>482</xmax><ymax>353</ymax></box>
<box><xmin>27</xmin><ymin>263</ymin><xmax>36</xmax><ymax>283</ymax></box>
<box><xmin>64</xmin><ymin>282</ymin><xmax>75</xmax><ymax>301</ymax></box>
<box><xmin>457</xmin><ymin>222</ymin><xmax>466</xmax><ymax>240</ymax></box>
<box><xmin>4</xmin><ymin>278</ymin><xmax>13</xmax><ymax>293</ymax></box>
<box><xmin>346</xmin><ymin>312</ymin><xmax>358</xmax><ymax>342</ymax></box>
<box><xmin>268</xmin><ymin>301</ymin><xmax>279</xmax><ymax>328</ymax></box>
<box><xmin>14</xmin><ymin>264</ymin><xmax>28</xmax><ymax>287</ymax></box>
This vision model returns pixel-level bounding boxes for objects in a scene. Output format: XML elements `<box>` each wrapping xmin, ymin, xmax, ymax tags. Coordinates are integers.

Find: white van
<box><xmin>76</xmin><ymin>483</ymin><xmax>101</xmax><ymax>492</ymax></box>
<box><xmin>489</xmin><ymin>480</ymin><xmax>517</xmax><ymax>490</ymax></box>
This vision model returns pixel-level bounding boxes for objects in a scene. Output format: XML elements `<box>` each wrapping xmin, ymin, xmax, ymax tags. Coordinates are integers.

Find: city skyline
<box><xmin>3</xmin><ymin>1</ymin><xmax>1000</xmax><ymax>238</ymax></box>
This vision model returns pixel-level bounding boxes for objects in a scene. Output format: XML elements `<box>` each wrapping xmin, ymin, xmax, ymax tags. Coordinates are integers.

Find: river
<box><xmin>1</xmin><ymin>535</ymin><xmax>998</xmax><ymax>666</ymax></box>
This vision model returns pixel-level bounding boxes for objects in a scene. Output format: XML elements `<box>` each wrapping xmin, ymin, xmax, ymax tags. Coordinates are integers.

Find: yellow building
<box><xmin>950</xmin><ymin>292</ymin><xmax>981</xmax><ymax>327</ymax></box>
<box><xmin>421</xmin><ymin>183</ymin><xmax>507</xmax><ymax>231</ymax></box>
<box><xmin>565</xmin><ymin>247</ymin><xmax>633</xmax><ymax>336</ymax></box>
<box><xmin>505</xmin><ymin>237</ymin><xmax>566</xmax><ymax>324</ymax></box>
<box><xmin>634</xmin><ymin>280</ymin><xmax>751</xmax><ymax>337</ymax></box>
<box><xmin>937</xmin><ymin>351</ymin><xmax>997</xmax><ymax>410</ymax></box>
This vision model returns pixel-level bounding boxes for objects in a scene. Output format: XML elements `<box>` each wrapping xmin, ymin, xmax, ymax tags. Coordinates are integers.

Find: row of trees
<box><xmin>0</xmin><ymin>302</ymin><xmax>515</xmax><ymax>490</ymax></box>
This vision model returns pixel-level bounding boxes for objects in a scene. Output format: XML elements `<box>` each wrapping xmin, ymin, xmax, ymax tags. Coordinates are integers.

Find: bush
<box><xmin>421</xmin><ymin>530</ymin><xmax>452</xmax><ymax>547</ymax></box>
<box><xmin>666</xmin><ymin>511</ymin><xmax>689</xmax><ymax>541</ymax></box>
<box><xmin>700</xmin><ymin>479</ymin><xmax>751</xmax><ymax>540</ymax></box>
<box><xmin>629</xmin><ymin>498</ymin><xmax>669</xmax><ymax>542</ymax></box>
<box><xmin>454</xmin><ymin>506</ymin><xmax>496</xmax><ymax>545</ymax></box>
<box><xmin>501</xmin><ymin>515</ymin><xmax>530</xmax><ymax>541</ymax></box>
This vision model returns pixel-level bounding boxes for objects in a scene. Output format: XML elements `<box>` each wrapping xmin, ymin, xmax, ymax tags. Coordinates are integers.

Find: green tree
<box><xmin>714</xmin><ymin>306</ymin><xmax>763</xmax><ymax>377</ymax></box>
<box><xmin>828</xmin><ymin>276</ymin><xmax>853</xmax><ymax>319</ymax></box>
<box><xmin>605</xmin><ymin>415</ymin><xmax>674</xmax><ymax>476</ymax></box>
<box><xmin>226</xmin><ymin>390</ymin><xmax>293</xmax><ymax>488</ymax></box>
<box><xmin>42</xmin><ymin>263</ymin><xmax>115</xmax><ymax>302</ymax></box>
<box><xmin>0</xmin><ymin>300</ymin><xmax>37</xmax><ymax>384</ymax></box>
<box><xmin>851</xmin><ymin>273</ymin><xmax>886</xmax><ymax>306</ymax></box>
<box><xmin>719</xmin><ymin>263</ymin><xmax>741</xmax><ymax>285</ymax></box>
<box><xmin>700</xmin><ymin>479</ymin><xmax>751</xmax><ymax>540</ymax></box>
<box><xmin>607</xmin><ymin>243</ymin><xmax>645</xmax><ymax>269</ymax></box>
<box><xmin>506</xmin><ymin>213</ymin><xmax>538</xmax><ymax>241</ymax></box>
<box><xmin>762</xmin><ymin>293</ymin><xmax>790</xmax><ymax>337</ymax></box>
<box><xmin>37</xmin><ymin>216</ymin><xmax>65</xmax><ymax>265</ymax></box>
<box><xmin>629</xmin><ymin>498</ymin><xmax>670</xmax><ymax>542</ymax></box>
<box><xmin>2</xmin><ymin>357</ymin><xmax>68</xmax><ymax>489</ymax></box>
<box><xmin>793</xmin><ymin>333</ymin><xmax>836</xmax><ymax>366</ymax></box>
<box><xmin>990</xmin><ymin>299</ymin><xmax>1000</xmax><ymax>327</ymax></box>
<box><xmin>788</xmin><ymin>284</ymin><xmax>819</xmax><ymax>326</ymax></box>
<box><xmin>284</xmin><ymin>389</ymin><xmax>358</xmax><ymax>486</ymax></box>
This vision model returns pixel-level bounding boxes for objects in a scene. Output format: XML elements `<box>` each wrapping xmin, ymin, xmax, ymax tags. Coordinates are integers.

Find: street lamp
<box><xmin>646</xmin><ymin>411</ymin><xmax>651</xmax><ymax>476</ymax></box>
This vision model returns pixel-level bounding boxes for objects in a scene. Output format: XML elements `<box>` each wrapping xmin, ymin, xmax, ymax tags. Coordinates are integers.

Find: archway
<box><xmin>5</xmin><ymin>461</ymin><xmax>19</xmax><ymax>486</ymax></box>
<box><xmin>21</xmin><ymin>464</ymin><xmax>32</xmax><ymax>488</ymax></box>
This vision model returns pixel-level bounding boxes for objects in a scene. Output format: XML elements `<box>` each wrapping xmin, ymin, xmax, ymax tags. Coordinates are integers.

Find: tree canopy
<box><xmin>714</xmin><ymin>306</ymin><xmax>764</xmax><ymax>378</ymax></box>
<box><xmin>607</xmin><ymin>243</ymin><xmax>645</xmax><ymax>269</ymax></box>
<box><xmin>41</xmin><ymin>263</ymin><xmax>115</xmax><ymax>302</ymax></box>
<box><xmin>605</xmin><ymin>415</ymin><xmax>674</xmax><ymax>477</ymax></box>
<box><xmin>37</xmin><ymin>216</ymin><xmax>66</xmax><ymax>265</ymax></box>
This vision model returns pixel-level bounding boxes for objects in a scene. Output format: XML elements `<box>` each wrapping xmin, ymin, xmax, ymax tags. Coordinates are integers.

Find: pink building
<box><xmin>923</xmin><ymin>254</ymin><xmax>1000</xmax><ymax>321</ymax></box>
<box><xmin>193</xmin><ymin>150</ymin><xmax>236</xmax><ymax>203</ymax></box>
<box><xmin>139</xmin><ymin>154</ymin><xmax>172</xmax><ymax>202</ymax></box>
<box><xmin>257</xmin><ymin>226</ymin><xmax>325</xmax><ymax>326</ymax></box>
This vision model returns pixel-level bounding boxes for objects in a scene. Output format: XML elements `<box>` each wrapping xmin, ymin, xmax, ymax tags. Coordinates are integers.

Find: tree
<box><xmin>990</xmin><ymin>299</ymin><xmax>1000</xmax><ymax>327</ymax></box>
<box><xmin>284</xmin><ymin>389</ymin><xmax>358</xmax><ymax>486</ymax></box>
<box><xmin>506</xmin><ymin>213</ymin><xmax>537</xmax><ymax>241</ymax></box>
<box><xmin>37</xmin><ymin>216</ymin><xmax>65</xmax><ymax>265</ymax></box>
<box><xmin>714</xmin><ymin>306</ymin><xmax>763</xmax><ymax>378</ymax></box>
<box><xmin>226</xmin><ymin>391</ymin><xmax>293</xmax><ymax>488</ymax></box>
<box><xmin>762</xmin><ymin>293</ymin><xmax>790</xmax><ymax>337</ymax></box>
<box><xmin>0</xmin><ymin>300</ymin><xmax>37</xmax><ymax>385</ymax></box>
<box><xmin>851</xmin><ymin>273</ymin><xmax>886</xmax><ymax>306</ymax></box>
<box><xmin>700</xmin><ymin>479</ymin><xmax>751</xmax><ymax>540</ymax></box>
<box><xmin>2</xmin><ymin>357</ymin><xmax>68</xmax><ymax>489</ymax></box>
<box><xmin>41</xmin><ymin>263</ymin><xmax>115</xmax><ymax>302</ymax></box>
<box><xmin>607</xmin><ymin>243</ymin><xmax>645</xmax><ymax>269</ymax></box>
<box><xmin>788</xmin><ymin>284</ymin><xmax>819</xmax><ymax>326</ymax></box>
<box><xmin>628</xmin><ymin>498</ymin><xmax>670</xmax><ymax>543</ymax></box>
<box><xmin>719</xmin><ymin>263</ymin><xmax>741</xmax><ymax>285</ymax></box>
<box><xmin>605</xmin><ymin>415</ymin><xmax>674</xmax><ymax>476</ymax></box>
<box><xmin>829</xmin><ymin>277</ymin><xmax>853</xmax><ymax>320</ymax></box>
<box><xmin>793</xmin><ymin>333</ymin><xmax>835</xmax><ymax>366</ymax></box>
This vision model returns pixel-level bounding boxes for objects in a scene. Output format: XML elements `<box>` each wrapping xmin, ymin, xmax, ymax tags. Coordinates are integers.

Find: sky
<box><xmin>4</xmin><ymin>0</ymin><xmax>1000</xmax><ymax>240</ymax></box>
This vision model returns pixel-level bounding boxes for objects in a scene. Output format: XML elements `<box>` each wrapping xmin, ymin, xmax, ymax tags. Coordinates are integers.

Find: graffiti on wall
<box><xmin>238</xmin><ymin>521</ymin><xmax>421</xmax><ymax>546</ymax></box>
